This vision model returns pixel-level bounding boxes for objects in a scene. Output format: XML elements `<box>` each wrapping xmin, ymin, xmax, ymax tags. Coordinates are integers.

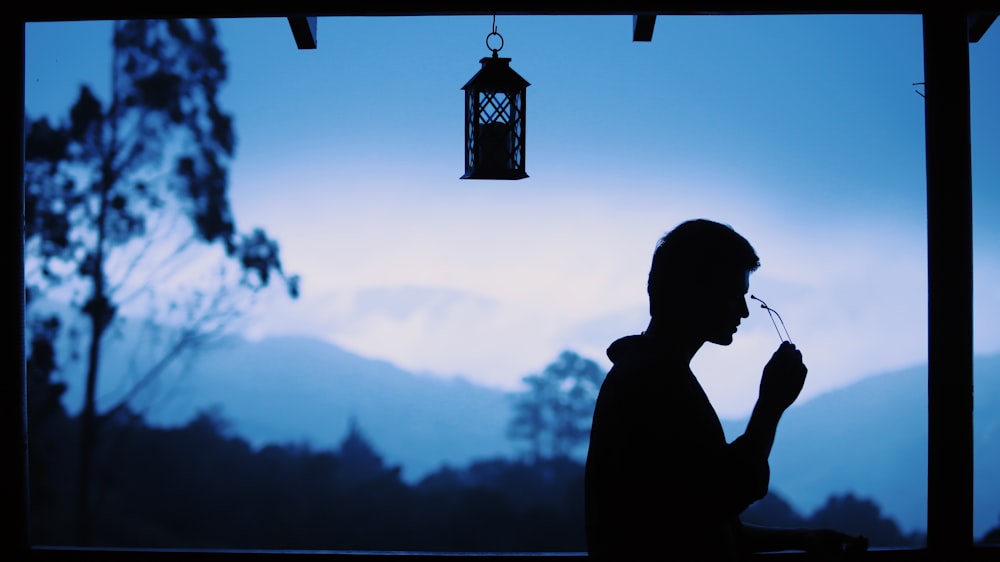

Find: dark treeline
<box><xmin>30</xmin><ymin>404</ymin><xmax>587</xmax><ymax>551</ymax></box>
<box><xmin>30</xmin><ymin>397</ymin><xmax>954</xmax><ymax>551</ymax></box>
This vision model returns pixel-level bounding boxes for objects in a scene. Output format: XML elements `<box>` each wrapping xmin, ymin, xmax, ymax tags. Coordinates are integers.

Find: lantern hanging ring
<box><xmin>486</xmin><ymin>14</ymin><xmax>504</xmax><ymax>56</ymax></box>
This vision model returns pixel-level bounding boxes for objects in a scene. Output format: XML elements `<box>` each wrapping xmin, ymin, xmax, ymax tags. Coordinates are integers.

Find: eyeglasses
<box><xmin>750</xmin><ymin>294</ymin><xmax>792</xmax><ymax>343</ymax></box>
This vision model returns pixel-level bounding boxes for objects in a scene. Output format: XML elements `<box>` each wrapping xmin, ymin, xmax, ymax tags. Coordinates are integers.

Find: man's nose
<box><xmin>740</xmin><ymin>298</ymin><xmax>750</xmax><ymax>318</ymax></box>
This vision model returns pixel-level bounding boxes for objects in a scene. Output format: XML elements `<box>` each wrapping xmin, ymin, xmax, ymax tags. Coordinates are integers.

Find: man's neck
<box><xmin>643</xmin><ymin>318</ymin><xmax>704</xmax><ymax>366</ymax></box>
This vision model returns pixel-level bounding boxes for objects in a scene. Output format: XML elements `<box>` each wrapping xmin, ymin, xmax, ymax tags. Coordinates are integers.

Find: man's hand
<box><xmin>759</xmin><ymin>341</ymin><xmax>807</xmax><ymax>413</ymax></box>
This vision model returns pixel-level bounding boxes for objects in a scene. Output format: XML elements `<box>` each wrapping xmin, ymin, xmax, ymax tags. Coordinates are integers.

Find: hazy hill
<box><xmin>725</xmin><ymin>353</ymin><xmax>1000</xmax><ymax>538</ymax></box>
<box><xmin>60</xmin><ymin>330</ymin><xmax>999</xmax><ymax>538</ymax></box>
<box><xmin>133</xmin><ymin>335</ymin><xmax>519</xmax><ymax>481</ymax></box>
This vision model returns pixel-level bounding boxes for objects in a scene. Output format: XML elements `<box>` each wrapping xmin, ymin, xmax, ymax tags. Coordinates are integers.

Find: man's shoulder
<box><xmin>606</xmin><ymin>334</ymin><xmax>653</xmax><ymax>366</ymax></box>
<box><xmin>600</xmin><ymin>338</ymin><xmax>689</xmax><ymax>401</ymax></box>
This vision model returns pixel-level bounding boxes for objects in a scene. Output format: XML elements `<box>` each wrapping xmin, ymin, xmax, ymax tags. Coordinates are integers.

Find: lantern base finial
<box><xmin>460</xmin><ymin>170</ymin><xmax>529</xmax><ymax>181</ymax></box>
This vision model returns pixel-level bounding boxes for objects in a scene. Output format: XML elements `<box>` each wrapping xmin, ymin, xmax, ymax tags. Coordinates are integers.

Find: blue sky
<box><xmin>24</xmin><ymin>14</ymin><xmax>1000</xmax><ymax>420</ymax></box>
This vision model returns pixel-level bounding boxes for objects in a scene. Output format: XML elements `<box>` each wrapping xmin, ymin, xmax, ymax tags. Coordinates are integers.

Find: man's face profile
<box><xmin>700</xmin><ymin>268</ymin><xmax>751</xmax><ymax>346</ymax></box>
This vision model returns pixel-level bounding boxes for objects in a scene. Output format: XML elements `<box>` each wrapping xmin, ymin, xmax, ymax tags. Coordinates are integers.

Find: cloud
<box><xmin>234</xmin><ymin>177</ymin><xmax>959</xmax><ymax>420</ymax></box>
<box><xmin>244</xmin><ymin>283</ymin><xmax>586</xmax><ymax>389</ymax></box>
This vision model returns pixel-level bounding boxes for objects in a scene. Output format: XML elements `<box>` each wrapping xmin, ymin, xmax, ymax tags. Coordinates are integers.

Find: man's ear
<box><xmin>651</xmin><ymin>285</ymin><xmax>703</xmax><ymax>320</ymax></box>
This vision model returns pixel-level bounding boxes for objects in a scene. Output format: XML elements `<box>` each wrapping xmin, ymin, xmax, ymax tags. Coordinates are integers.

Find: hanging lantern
<box><xmin>461</xmin><ymin>17</ymin><xmax>530</xmax><ymax>180</ymax></box>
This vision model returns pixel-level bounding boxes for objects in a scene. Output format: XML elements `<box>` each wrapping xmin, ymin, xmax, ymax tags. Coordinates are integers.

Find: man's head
<box><xmin>647</xmin><ymin>219</ymin><xmax>760</xmax><ymax>344</ymax></box>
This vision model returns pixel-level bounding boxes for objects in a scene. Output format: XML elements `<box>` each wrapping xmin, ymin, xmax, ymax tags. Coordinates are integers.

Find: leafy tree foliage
<box><xmin>507</xmin><ymin>350</ymin><xmax>604</xmax><ymax>461</ymax></box>
<box><xmin>746</xmin><ymin>490</ymin><xmax>926</xmax><ymax>547</ymax></box>
<box><xmin>807</xmin><ymin>492</ymin><xmax>925</xmax><ymax>547</ymax></box>
<box><xmin>23</xmin><ymin>19</ymin><xmax>298</xmax><ymax>545</ymax></box>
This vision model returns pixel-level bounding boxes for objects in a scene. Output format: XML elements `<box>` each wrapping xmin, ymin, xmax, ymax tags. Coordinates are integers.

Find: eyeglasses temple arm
<box><xmin>750</xmin><ymin>294</ymin><xmax>792</xmax><ymax>343</ymax></box>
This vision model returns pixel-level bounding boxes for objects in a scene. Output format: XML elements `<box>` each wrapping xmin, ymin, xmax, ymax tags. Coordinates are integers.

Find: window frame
<box><xmin>10</xmin><ymin>3</ymin><xmax>998</xmax><ymax>560</ymax></box>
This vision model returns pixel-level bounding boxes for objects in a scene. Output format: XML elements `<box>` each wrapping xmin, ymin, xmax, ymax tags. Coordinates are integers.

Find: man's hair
<box><xmin>647</xmin><ymin>219</ymin><xmax>760</xmax><ymax>318</ymax></box>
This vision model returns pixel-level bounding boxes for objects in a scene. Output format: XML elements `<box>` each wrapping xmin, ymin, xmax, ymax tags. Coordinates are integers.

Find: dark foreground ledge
<box><xmin>19</xmin><ymin>546</ymin><xmax>1000</xmax><ymax>561</ymax></box>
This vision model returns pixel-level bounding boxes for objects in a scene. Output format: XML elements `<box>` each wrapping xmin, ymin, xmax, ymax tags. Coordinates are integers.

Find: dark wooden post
<box><xmin>9</xmin><ymin>17</ymin><xmax>30</xmax><ymax>559</ymax></box>
<box><xmin>923</xmin><ymin>7</ymin><xmax>974</xmax><ymax>555</ymax></box>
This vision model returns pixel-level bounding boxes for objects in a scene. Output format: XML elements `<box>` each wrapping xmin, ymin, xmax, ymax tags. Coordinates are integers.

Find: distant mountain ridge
<box><xmin>70</xmin><ymin>331</ymin><xmax>999</xmax><ymax>538</ymax></box>
<box><xmin>138</xmin><ymin>335</ymin><xmax>519</xmax><ymax>480</ymax></box>
<box><xmin>729</xmin><ymin>354</ymin><xmax>1000</xmax><ymax>538</ymax></box>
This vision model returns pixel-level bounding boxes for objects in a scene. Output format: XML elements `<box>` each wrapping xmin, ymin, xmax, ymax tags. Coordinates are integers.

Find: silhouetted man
<box><xmin>584</xmin><ymin>219</ymin><xmax>865</xmax><ymax>560</ymax></box>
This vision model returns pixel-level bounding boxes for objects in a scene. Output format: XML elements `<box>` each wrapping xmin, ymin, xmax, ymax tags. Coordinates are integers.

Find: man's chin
<box><xmin>709</xmin><ymin>334</ymin><xmax>735</xmax><ymax>346</ymax></box>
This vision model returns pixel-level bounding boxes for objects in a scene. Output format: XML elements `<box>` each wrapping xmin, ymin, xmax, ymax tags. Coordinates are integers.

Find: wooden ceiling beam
<box><xmin>633</xmin><ymin>14</ymin><xmax>657</xmax><ymax>41</ymax></box>
<box><xmin>288</xmin><ymin>16</ymin><xmax>317</xmax><ymax>49</ymax></box>
<box><xmin>19</xmin><ymin>1</ymin><xmax>1000</xmax><ymax>22</ymax></box>
<box><xmin>969</xmin><ymin>12</ymin><xmax>997</xmax><ymax>42</ymax></box>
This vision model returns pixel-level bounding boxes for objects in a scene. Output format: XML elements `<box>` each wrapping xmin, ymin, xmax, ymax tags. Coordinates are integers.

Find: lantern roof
<box><xmin>461</xmin><ymin>55</ymin><xmax>530</xmax><ymax>91</ymax></box>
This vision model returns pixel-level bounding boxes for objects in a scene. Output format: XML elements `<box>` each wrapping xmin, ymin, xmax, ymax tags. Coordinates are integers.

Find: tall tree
<box><xmin>23</xmin><ymin>19</ymin><xmax>298</xmax><ymax>545</ymax></box>
<box><xmin>507</xmin><ymin>350</ymin><xmax>604</xmax><ymax>460</ymax></box>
